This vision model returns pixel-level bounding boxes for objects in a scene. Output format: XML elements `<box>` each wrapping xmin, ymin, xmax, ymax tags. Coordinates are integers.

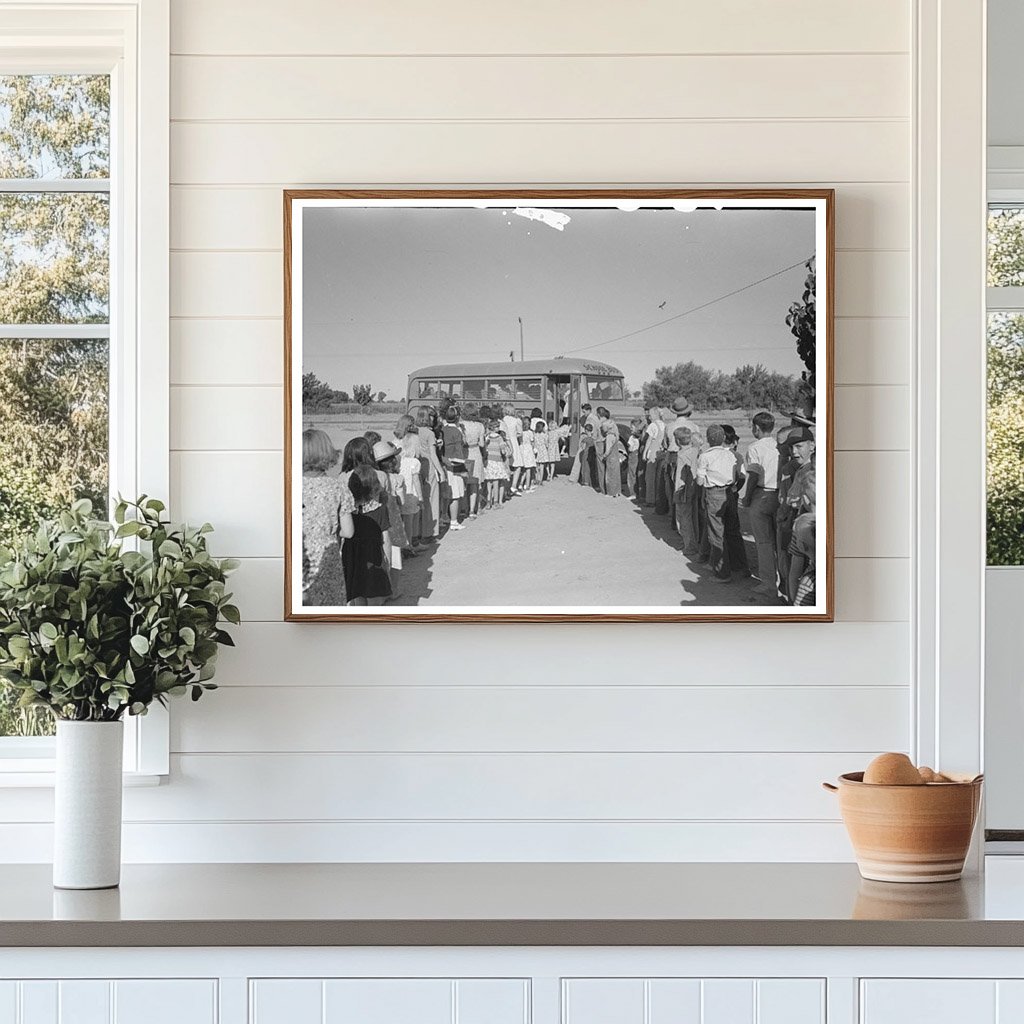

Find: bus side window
<box><xmin>514</xmin><ymin>378</ymin><xmax>541</xmax><ymax>402</ymax></box>
<box><xmin>444</xmin><ymin>380</ymin><xmax>463</xmax><ymax>399</ymax></box>
<box><xmin>463</xmin><ymin>379</ymin><xmax>485</xmax><ymax>400</ymax></box>
<box><xmin>487</xmin><ymin>378</ymin><xmax>513</xmax><ymax>400</ymax></box>
<box><xmin>418</xmin><ymin>380</ymin><xmax>439</xmax><ymax>399</ymax></box>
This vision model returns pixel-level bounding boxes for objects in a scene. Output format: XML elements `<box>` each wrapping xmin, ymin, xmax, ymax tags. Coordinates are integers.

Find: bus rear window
<box><xmin>514</xmin><ymin>378</ymin><xmax>542</xmax><ymax>401</ymax></box>
<box><xmin>587</xmin><ymin>378</ymin><xmax>623</xmax><ymax>402</ymax></box>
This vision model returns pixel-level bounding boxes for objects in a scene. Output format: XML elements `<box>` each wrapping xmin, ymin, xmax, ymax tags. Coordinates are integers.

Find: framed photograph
<box><xmin>285</xmin><ymin>189</ymin><xmax>833</xmax><ymax>622</ymax></box>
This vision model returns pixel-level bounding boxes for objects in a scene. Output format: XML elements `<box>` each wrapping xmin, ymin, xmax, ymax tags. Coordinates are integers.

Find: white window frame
<box><xmin>983</xmin><ymin>167</ymin><xmax>1024</xmax><ymax>838</ymax></box>
<box><xmin>0</xmin><ymin>0</ymin><xmax>169</xmax><ymax>784</ymax></box>
<box><xmin>914</xmin><ymin>0</ymin><xmax>986</xmax><ymax>849</ymax></box>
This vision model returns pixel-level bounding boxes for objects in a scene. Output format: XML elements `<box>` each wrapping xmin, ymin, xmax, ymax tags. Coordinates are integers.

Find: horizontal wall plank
<box><xmin>171</xmin><ymin>252</ymin><xmax>280</xmax><ymax>317</ymax></box>
<box><xmin>833</xmin><ymin>318</ymin><xmax>909</xmax><ymax>386</ymax></box>
<box><xmin>118</xmin><ymin>752</ymin><xmax>870</xmax><ymax>821</ymax></box>
<box><xmin>170</xmin><ymin>684</ymin><xmax>909</xmax><ymax>754</ymax></box>
<box><xmin>0</xmin><ymin>820</ymin><xmax>857</xmax><ymax>863</ymax></box>
<box><xmin>171</xmin><ymin>183</ymin><xmax>909</xmax><ymax>252</ymax></box>
<box><xmin>171</xmin><ymin>450</ymin><xmax>283</xmax><ymax>557</ymax></box>
<box><xmin>171</xmin><ymin>55</ymin><xmax>909</xmax><ymax>122</ymax></box>
<box><xmin>211</xmin><ymin>621</ymin><xmax>909</xmax><ymax>687</ymax></box>
<box><xmin>834</xmin><ymin>385</ymin><xmax>909</xmax><ymax>450</ymax></box>
<box><xmin>168</xmin><ymin>384</ymin><xmax>905</xmax><ymax>453</ymax></box>
<box><xmin>170</xmin><ymin>319</ymin><xmax>284</xmax><ymax>386</ymax></box>
<box><xmin>170</xmin><ymin>121</ymin><xmax>909</xmax><ymax>186</ymax></box>
<box><xmin>171</xmin><ymin>385</ymin><xmax>282</xmax><ymax>450</ymax></box>
<box><xmin>226</xmin><ymin>556</ymin><xmax>909</xmax><ymax>623</ymax></box>
<box><xmin>223</xmin><ymin>557</ymin><xmax>283</xmax><ymax>620</ymax></box>
<box><xmin>168</xmin><ymin>314</ymin><xmax>910</xmax><ymax>388</ymax></box>
<box><xmin>835</xmin><ymin>250</ymin><xmax>908</xmax><ymax>318</ymax></box>
<box><xmin>171</xmin><ymin>250</ymin><xmax>907</xmax><ymax>320</ymax></box>
<box><xmin>834</xmin><ymin>451</ymin><xmax>910</xmax><ymax>558</ymax></box>
<box><xmin>170</xmin><ymin>0</ymin><xmax>909</xmax><ymax>56</ymax></box>
<box><xmin>833</xmin><ymin>558</ymin><xmax>909</xmax><ymax>622</ymax></box>
<box><xmin>172</xmin><ymin>448</ymin><xmax>906</xmax><ymax>558</ymax></box>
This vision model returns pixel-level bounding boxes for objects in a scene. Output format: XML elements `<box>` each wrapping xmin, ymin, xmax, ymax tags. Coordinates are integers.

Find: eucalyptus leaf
<box><xmin>0</xmin><ymin>496</ymin><xmax>238</xmax><ymax>722</ymax></box>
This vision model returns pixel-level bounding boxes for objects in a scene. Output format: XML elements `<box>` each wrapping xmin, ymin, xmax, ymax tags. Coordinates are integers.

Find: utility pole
<box><xmin>518</xmin><ymin>316</ymin><xmax>524</xmax><ymax>362</ymax></box>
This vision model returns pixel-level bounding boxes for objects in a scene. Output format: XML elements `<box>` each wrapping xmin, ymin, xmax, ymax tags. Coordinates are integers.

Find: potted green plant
<box><xmin>0</xmin><ymin>497</ymin><xmax>239</xmax><ymax>889</ymax></box>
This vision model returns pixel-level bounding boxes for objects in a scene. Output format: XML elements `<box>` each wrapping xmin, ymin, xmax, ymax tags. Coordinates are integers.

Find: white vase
<box><xmin>53</xmin><ymin>720</ymin><xmax>124</xmax><ymax>890</ymax></box>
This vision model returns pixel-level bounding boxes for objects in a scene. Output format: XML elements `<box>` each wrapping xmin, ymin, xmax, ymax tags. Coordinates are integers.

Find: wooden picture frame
<box><xmin>284</xmin><ymin>189</ymin><xmax>834</xmax><ymax>622</ymax></box>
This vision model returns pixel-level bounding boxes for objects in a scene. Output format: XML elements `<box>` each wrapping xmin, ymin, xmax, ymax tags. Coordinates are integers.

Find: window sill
<box><xmin>0</xmin><ymin>769</ymin><xmax>164</xmax><ymax>789</ymax></box>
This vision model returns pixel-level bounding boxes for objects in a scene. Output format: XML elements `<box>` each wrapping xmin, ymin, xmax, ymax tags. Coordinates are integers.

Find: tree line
<box><xmin>642</xmin><ymin>360</ymin><xmax>803</xmax><ymax>413</ymax></box>
<box><xmin>302</xmin><ymin>373</ymin><xmax>387</xmax><ymax>411</ymax></box>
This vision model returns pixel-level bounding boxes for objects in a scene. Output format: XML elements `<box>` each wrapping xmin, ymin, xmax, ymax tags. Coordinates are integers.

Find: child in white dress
<box><xmin>520</xmin><ymin>415</ymin><xmax>538</xmax><ymax>492</ymax></box>
<box><xmin>399</xmin><ymin>431</ymin><xmax>426</xmax><ymax>550</ymax></box>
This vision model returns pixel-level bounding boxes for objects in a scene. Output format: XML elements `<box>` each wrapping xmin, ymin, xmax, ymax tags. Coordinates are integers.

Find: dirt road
<box><xmin>391</xmin><ymin>478</ymin><xmax>777</xmax><ymax>608</ymax></box>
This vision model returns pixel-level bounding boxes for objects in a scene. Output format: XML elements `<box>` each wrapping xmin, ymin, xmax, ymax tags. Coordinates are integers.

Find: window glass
<box><xmin>0</xmin><ymin>193</ymin><xmax>109</xmax><ymax>323</ymax></box>
<box><xmin>443</xmin><ymin>380</ymin><xmax>463</xmax><ymax>399</ymax></box>
<box><xmin>417</xmin><ymin>380</ymin><xmax>439</xmax><ymax>399</ymax></box>
<box><xmin>0</xmin><ymin>75</ymin><xmax>109</xmax><ymax>179</ymax></box>
<box><xmin>988</xmin><ymin>312</ymin><xmax>1024</xmax><ymax>566</ymax></box>
<box><xmin>586</xmin><ymin>378</ymin><xmax>624</xmax><ymax>402</ymax></box>
<box><xmin>514</xmin><ymin>378</ymin><xmax>542</xmax><ymax>401</ymax></box>
<box><xmin>487</xmin><ymin>378</ymin><xmax>513</xmax><ymax>401</ymax></box>
<box><xmin>462</xmin><ymin>379</ymin><xmax>485</xmax><ymax>400</ymax></box>
<box><xmin>0</xmin><ymin>74</ymin><xmax>110</xmax><ymax>739</ymax></box>
<box><xmin>989</xmin><ymin>207</ymin><xmax>1024</xmax><ymax>288</ymax></box>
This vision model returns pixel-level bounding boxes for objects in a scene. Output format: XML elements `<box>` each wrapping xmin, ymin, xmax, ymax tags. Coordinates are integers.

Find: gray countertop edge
<box><xmin>5</xmin><ymin>919</ymin><xmax>1024</xmax><ymax>948</ymax></box>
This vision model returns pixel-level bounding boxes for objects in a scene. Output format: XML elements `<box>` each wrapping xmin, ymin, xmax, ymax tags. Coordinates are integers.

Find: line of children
<box><xmin>635</xmin><ymin>406</ymin><xmax>818</xmax><ymax>606</ymax></box>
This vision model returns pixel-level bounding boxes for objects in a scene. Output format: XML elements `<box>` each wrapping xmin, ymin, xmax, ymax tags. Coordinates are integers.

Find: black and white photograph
<box><xmin>285</xmin><ymin>191</ymin><xmax>833</xmax><ymax>621</ymax></box>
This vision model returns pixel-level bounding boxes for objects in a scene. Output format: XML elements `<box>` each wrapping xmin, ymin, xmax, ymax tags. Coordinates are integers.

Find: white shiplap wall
<box><xmin>14</xmin><ymin>0</ymin><xmax>917</xmax><ymax>862</ymax></box>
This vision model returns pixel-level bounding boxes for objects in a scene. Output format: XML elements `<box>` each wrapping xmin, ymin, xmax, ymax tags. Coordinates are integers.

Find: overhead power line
<box><xmin>560</xmin><ymin>255</ymin><xmax>812</xmax><ymax>356</ymax></box>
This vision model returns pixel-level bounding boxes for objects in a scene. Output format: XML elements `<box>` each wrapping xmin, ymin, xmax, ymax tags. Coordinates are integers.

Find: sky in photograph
<box><xmin>301</xmin><ymin>204</ymin><xmax>816</xmax><ymax>400</ymax></box>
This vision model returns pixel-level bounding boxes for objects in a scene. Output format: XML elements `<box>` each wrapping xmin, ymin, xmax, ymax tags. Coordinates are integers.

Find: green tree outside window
<box><xmin>0</xmin><ymin>75</ymin><xmax>110</xmax><ymax>736</ymax></box>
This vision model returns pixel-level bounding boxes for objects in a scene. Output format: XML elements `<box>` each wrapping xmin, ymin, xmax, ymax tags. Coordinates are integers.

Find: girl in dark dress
<box><xmin>343</xmin><ymin>464</ymin><xmax>393</xmax><ymax>605</ymax></box>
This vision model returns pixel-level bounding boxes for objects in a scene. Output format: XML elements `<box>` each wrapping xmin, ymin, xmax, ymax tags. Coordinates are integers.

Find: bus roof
<box><xmin>407</xmin><ymin>358</ymin><xmax>623</xmax><ymax>380</ymax></box>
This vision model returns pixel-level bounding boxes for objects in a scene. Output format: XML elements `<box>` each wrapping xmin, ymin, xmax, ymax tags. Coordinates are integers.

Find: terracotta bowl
<box><xmin>823</xmin><ymin>772</ymin><xmax>983</xmax><ymax>883</ymax></box>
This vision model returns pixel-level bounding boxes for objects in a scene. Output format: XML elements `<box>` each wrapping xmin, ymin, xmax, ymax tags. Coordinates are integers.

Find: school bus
<box><xmin>406</xmin><ymin>357</ymin><xmax>631</xmax><ymax>454</ymax></box>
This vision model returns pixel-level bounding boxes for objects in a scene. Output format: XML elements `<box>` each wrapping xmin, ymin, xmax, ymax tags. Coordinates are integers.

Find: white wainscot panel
<box><xmin>249</xmin><ymin>979</ymin><xmax>528</xmax><ymax>1024</ymax></box>
<box><xmin>170</xmin><ymin>183</ymin><xmax>909</xmax><ymax>253</ymax></box>
<box><xmin>171</xmin><ymin>319</ymin><xmax>283</xmax><ymax>386</ymax></box>
<box><xmin>834</xmin><ymin>386</ymin><xmax>909</xmax><ymax>451</ymax></box>
<box><xmin>834</xmin><ymin>451</ymin><xmax>910</xmax><ymax>558</ymax></box>
<box><xmin>170</xmin><ymin>121</ymin><xmax>909</xmax><ymax>186</ymax></box>
<box><xmin>172</xmin><ymin>683</ymin><xmax>909</xmax><ymax>754</ymax></box>
<box><xmin>563</xmin><ymin>978</ymin><xmax>824</xmax><ymax>1024</ymax></box>
<box><xmin>171</xmin><ymin>451</ymin><xmax>282</xmax><ymax>558</ymax></box>
<box><xmin>833</xmin><ymin>558</ymin><xmax>909</xmax><ymax>622</ymax></box>
<box><xmin>7</xmin><ymin>980</ymin><xmax>216</xmax><ymax>1024</ymax></box>
<box><xmin>124</xmin><ymin>751</ymin><xmax>858</xmax><ymax>822</ymax></box>
<box><xmin>214</xmin><ymin>621</ymin><xmax>910</xmax><ymax>687</ymax></box>
<box><xmin>170</xmin><ymin>0</ymin><xmax>909</xmax><ymax>55</ymax></box>
<box><xmin>860</xmin><ymin>980</ymin><xmax>997</xmax><ymax>1023</ymax></box>
<box><xmin>171</xmin><ymin>252</ymin><xmax>280</xmax><ymax>317</ymax></box>
<box><xmin>834</xmin><ymin>318</ymin><xmax>909</xmax><ymax>386</ymax></box>
<box><xmin>171</xmin><ymin>55</ymin><xmax>908</xmax><ymax>121</ymax></box>
<box><xmin>171</xmin><ymin>386</ymin><xmax>281</xmax><ymax>451</ymax></box>
<box><xmin>834</xmin><ymin>251</ymin><xmax>909</xmax><ymax>319</ymax></box>
<box><xmin>107</xmin><ymin>819</ymin><xmax>854</xmax><ymax>863</ymax></box>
